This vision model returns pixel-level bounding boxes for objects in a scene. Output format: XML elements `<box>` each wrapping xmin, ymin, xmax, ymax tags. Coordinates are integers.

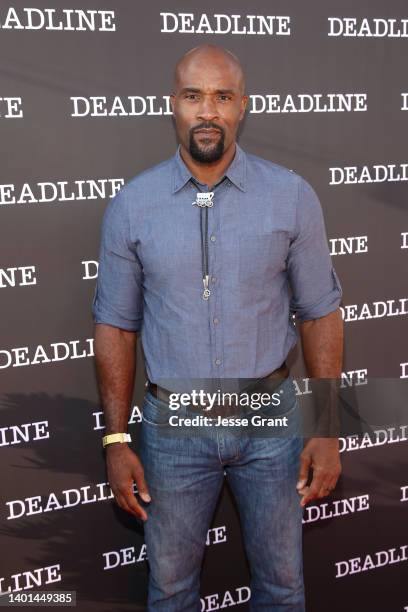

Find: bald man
<box><xmin>93</xmin><ymin>45</ymin><xmax>343</xmax><ymax>611</ymax></box>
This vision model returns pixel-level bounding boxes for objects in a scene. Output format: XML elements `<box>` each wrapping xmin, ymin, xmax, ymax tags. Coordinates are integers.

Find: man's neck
<box><xmin>179</xmin><ymin>142</ymin><xmax>237</xmax><ymax>189</ymax></box>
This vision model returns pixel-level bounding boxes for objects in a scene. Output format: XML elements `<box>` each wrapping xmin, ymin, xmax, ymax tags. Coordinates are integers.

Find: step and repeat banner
<box><xmin>1</xmin><ymin>2</ymin><xmax>407</xmax><ymax>611</ymax></box>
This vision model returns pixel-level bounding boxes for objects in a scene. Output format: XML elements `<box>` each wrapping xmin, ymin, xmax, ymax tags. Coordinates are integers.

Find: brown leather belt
<box><xmin>146</xmin><ymin>361</ymin><xmax>289</xmax><ymax>418</ymax></box>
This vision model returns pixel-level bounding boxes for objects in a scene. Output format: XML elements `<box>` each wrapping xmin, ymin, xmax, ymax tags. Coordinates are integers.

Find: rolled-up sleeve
<box><xmin>92</xmin><ymin>189</ymin><xmax>143</xmax><ymax>331</ymax></box>
<box><xmin>287</xmin><ymin>176</ymin><xmax>343</xmax><ymax>323</ymax></box>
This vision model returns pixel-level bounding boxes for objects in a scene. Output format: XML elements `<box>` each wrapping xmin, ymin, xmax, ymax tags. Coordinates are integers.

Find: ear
<box><xmin>239</xmin><ymin>95</ymin><xmax>249</xmax><ymax>120</ymax></box>
<box><xmin>169</xmin><ymin>92</ymin><xmax>176</xmax><ymax>113</ymax></box>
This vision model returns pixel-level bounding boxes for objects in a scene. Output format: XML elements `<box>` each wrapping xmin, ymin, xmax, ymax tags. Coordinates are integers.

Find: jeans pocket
<box><xmin>142</xmin><ymin>392</ymin><xmax>172</xmax><ymax>426</ymax></box>
<box><xmin>256</xmin><ymin>376</ymin><xmax>298</xmax><ymax>419</ymax></box>
<box><xmin>257</xmin><ymin>396</ymin><xmax>298</xmax><ymax>419</ymax></box>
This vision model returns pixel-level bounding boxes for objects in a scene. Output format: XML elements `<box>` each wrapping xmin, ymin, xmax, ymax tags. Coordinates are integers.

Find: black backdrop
<box><xmin>1</xmin><ymin>2</ymin><xmax>408</xmax><ymax>611</ymax></box>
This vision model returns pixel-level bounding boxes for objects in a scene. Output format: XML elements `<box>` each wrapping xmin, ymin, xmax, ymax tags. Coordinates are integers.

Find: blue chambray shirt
<box><xmin>92</xmin><ymin>143</ymin><xmax>342</xmax><ymax>383</ymax></box>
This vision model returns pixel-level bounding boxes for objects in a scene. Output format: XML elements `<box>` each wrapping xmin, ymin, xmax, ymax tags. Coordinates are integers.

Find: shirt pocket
<box><xmin>238</xmin><ymin>230</ymin><xmax>289</xmax><ymax>291</ymax></box>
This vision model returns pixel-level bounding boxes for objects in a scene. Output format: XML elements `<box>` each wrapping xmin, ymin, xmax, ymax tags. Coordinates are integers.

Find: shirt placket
<box><xmin>208</xmin><ymin>183</ymin><xmax>223</xmax><ymax>377</ymax></box>
<box><xmin>192</xmin><ymin>178</ymin><xmax>225</xmax><ymax>378</ymax></box>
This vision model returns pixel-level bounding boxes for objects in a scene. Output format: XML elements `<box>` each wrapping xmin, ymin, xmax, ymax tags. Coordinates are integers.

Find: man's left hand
<box><xmin>296</xmin><ymin>437</ymin><xmax>342</xmax><ymax>507</ymax></box>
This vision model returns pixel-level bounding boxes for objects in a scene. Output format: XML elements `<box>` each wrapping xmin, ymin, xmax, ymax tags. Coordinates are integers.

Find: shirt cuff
<box><xmin>92</xmin><ymin>307</ymin><xmax>143</xmax><ymax>332</ymax></box>
<box><xmin>294</xmin><ymin>267</ymin><xmax>343</xmax><ymax>323</ymax></box>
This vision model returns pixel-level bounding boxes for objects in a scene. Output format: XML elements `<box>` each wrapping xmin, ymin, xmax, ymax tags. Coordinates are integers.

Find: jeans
<box><xmin>139</xmin><ymin>375</ymin><xmax>305</xmax><ymax>611</ymax></box>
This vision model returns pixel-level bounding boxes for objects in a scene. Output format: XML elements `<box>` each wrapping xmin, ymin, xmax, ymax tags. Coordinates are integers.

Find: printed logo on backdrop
<box><xmin>160</xmin><ymin>13</ymin><xmax>290</xmax><ymax>35</ymax></box>
<box><xmin>294</xmin><ymin>370</ymin><xmax>367</xmax><ymax>399</ymax></box>
<box><xmin>200</xmin><ymin>586</ymin><xmax>250</xmax><ymax>611</ymax></box>
<box><xmin>0</xmin><ymin>421</ymin><xmax>49</xmax><ymax>447</ymax></box>
<box><xmin>0</xmin><ymin>179</ymin><xmax>123</xmax><ymax>206</ymax></box>
<box><xmin>82</xmin><ymin>261</ymin><xmax>98</xmax><ymax>280</ymax></box>
<box><xmin>341</xmin><ymin>299</ymin><xmax>408</xmax><ymax>322</ymax></box>
<box><xmin>103</xmin><ymin>526</ymin><xmax>227</xmax><ymax>571</ymax></box>
<box><xmin>0</xmin><ymin>8</ymin><xmax>115</xmax><ymax>31</ymax></box>
<box><xmin>340</xmin><ymin>425</ymin><xmax>408</xmax><ymax>452</ymax></box>
<box><xmin>0</xmin><ymin>266</ymin><xmax>36</xmax><ymax>287</ymax></box>
<box><xmin>6</xmin><ymin>481</ymin><xmax>115</xmax><ymax>520</ymax></box>
<box><xmin>93</xmin><ymin>403</ymin><xmax>142</xmax><ymax>430</ymax></box>
<box><xmin>329</xmin><ymin>236</ymin><xmax>368</xmax><ymax>256</ymax></box>
<box><xmin>0</xmin><ymin>97</ymin><xmax>23</xmax><ymax>118</ymax></box>
<box><xmin>328</xmin><ymin>17</ymin><xmax>408</xmax><ymax>38</ymax></box>
<box><xmin>302</xmin><ymin>494</ymin><xmax>370</xmax><ymax>524</ymax></box>
<box><xmin>0</xmin><ymin>338</ymin><xmax>94</xmax><ymax>369</ymax></box>
<box><xmin>0</xmin><ymin>564</ymin><xmax>61</xmax><ymax>594</ymax></box>
<box><xmin>330</xmin><ymin>163</ymin><xmax>408</xmax><ymax>184</ymax></box>
<box><xmin>335</xmin><ymin>545</ymin><xmax>408</xmax><ymax>578</ymax></box>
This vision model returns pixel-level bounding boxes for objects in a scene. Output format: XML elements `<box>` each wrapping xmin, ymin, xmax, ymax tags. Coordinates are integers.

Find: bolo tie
<box><xmin>192</xmin><ymin>186</ymin><xmax>215</xmax><ymax>300</ymax></box>
<box><xmin>192</xmin><ymin>176</ymin><xmax>229</xmax><ymax>300</ymax></box>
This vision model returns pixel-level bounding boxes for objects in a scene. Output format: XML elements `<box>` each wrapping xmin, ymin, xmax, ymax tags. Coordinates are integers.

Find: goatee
<box><xmin>189</xmin><ymin>124</ymin><xmax>225</xmax><ymax>163</ymax></box>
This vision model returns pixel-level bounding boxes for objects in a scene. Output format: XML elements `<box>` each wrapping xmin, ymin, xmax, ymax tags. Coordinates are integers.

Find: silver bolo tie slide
<box><xmin>192</xmin><ymin>192</ymin><xmax>214</xmax><ymax>300</ymax></box>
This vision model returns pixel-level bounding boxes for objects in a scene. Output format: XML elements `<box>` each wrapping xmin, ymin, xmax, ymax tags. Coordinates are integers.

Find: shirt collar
<box><xmin>172</xmin><ymin>142</ymin><xmax>247</xmax><ymax>194</ymax></box>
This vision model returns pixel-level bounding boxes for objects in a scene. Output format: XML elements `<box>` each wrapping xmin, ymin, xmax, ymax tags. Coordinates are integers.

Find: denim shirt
<box><xmin>92</xmin><ymin>143</ymin><xmax>343</xmax><ymax>384</ymax></box>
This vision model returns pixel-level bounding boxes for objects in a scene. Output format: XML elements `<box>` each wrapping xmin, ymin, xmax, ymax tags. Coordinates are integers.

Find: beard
<box><xmin>188</xmin><ymin>123</ymin><xmax>225</xmax><ymax>163</ymax></box>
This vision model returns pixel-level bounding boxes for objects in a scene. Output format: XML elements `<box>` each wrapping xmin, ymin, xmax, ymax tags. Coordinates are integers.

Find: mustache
<box><xmin>191</xmin><ymin>122</ymin><xmax>224</xmax><ymax>135</ymax></box>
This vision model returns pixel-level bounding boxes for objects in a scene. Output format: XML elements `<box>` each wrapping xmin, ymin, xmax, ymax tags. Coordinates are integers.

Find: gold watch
<box><xmin>102</xmin><ymin>433</ymin><xmax>132</xmax><ymax>448</ymax></box>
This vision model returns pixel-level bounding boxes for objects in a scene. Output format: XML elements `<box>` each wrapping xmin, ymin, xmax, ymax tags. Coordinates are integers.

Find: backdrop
<box><xmin>1</xmin><ymin>2</ymin><xmax>407</xmax><ymax>611</ymax></box>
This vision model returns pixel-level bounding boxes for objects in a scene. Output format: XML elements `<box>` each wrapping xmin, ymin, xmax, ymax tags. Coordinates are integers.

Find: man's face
<box><xmin>170</xmin><ymin>55</ymin><xmax>248</xmax><ymax>163</ymax></box>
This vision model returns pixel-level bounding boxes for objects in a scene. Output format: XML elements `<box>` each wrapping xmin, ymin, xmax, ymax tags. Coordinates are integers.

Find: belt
<box><xmin>146</xmin><ymin>362</ymin><xmax>289</xmax><ymax>419</ymax></box>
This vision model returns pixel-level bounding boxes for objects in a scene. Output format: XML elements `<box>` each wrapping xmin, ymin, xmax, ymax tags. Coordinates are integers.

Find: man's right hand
<box><xmin>105</xmin><ymin>444</ymin><xmax>151</xmax><ymax>521</ymax></box>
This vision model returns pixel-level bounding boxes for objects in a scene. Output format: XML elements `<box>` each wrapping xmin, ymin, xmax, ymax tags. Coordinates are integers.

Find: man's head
<box><xmin>170</xmin><ymin>45</ymin><xmax>248</xmax><ymax>164</ymax></box>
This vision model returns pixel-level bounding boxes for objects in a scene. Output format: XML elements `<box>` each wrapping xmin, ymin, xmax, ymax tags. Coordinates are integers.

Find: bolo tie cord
<box><xmin>200</xmin><ymin>205</ymin><xmax>210</xmax><ymax>300</ymax></box>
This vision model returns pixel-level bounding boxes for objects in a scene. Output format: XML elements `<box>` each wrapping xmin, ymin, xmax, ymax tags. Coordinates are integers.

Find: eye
<box><xmin>218</xmin><ymin>94</ymin><xmax>232</xmax><ymax>102</ymax></box>
<box><xmin>185</xmin><ymin>93</ymin><xmax>199</xmax><ymax>101</ymax></box>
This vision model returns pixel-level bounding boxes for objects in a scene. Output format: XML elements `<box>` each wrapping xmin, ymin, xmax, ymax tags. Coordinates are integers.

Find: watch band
<box><xmin>102</xmin><ymin>433</ymin><xmax>132</xmax><ymax>448</ymax></box>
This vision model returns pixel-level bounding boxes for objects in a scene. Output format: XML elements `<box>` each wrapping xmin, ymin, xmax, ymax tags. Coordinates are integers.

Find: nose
<box><xmin>196</xmin><ymin>95</ymin><xmax>219</xmax><ymax>122</ymax></box>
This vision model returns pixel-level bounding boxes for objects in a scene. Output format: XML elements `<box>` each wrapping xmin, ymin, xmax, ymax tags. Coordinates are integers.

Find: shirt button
<box><xmin>213</xmin><ymin>317</ymin><xmax>219</xmax><ymax>325</ymax></box>
<box><xmin>210</xmin><ymin>235</ymin><xmax>216</xmax><ymax>242</ymax></box>
<box><xmin>215</xmin><ymin>358</ymin><xmax>221</xmax><ymax>366</ymax></box>
<box><xmin>211</xmin><ymin>276</ymin><xmax>217</xmax><ymax>283</ymax></box>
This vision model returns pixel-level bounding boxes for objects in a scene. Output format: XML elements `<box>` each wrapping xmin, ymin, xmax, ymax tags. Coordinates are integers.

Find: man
<box><xmin>92</xmin><ymin>45</ymin><xmax>343</xmax><ymax>611</ymax></box>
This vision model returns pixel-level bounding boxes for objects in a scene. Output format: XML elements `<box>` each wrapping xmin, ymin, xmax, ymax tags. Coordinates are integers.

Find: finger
<box><xmin>114</xmin><ymin>487</ymin><xmax>148</xmax><ymax>521</ymax></box>
<box><xmin>317</xmin><ymin>474</ymin><xmax>339</xmax><ymax>499</ymax></box>
<box><xmin>134</xmin><ymin>470</ymin><xmax>151</xmax><ymax>503</ymax></box>
<box><xmin>317</xmin><ymin>488</ymin><xmax>332</xmax><ymax>499</ymax></box>
<box><xmin>298</xmin><ymin>486</ymin><xmax>310</xmax><ymax>507</ymax></box>
<box><xmin>113</xmin><ymin>491</ymin><xmax>139</xmax><ymax>517</ymax></box>
<box><xmin>297</xmin><ymin>485</ymin><xmax>309</xmax><ymax>496</ymax></box>
<box><xmin>296</xmin><ymin>454</ymin><xmax>311</xmax><ymax>490</ymax></box>
<box><xmin>300</xmin><ymin>469</ymin><xmax>326</xmax><ymax>506</ymax></box>
<box><xmin>121</xmin><ymin>488</ymin><xmax>149</xmax><ymax>520</ymax></box>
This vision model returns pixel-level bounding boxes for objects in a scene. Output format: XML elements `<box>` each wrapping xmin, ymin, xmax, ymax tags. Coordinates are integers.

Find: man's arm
<box><xmin>299</xmin><ymin>308</ymin><xmax>343</xmax><ymax>377</ymax></box>
<box><xmin>94</xmin><ymin>323</ymin><xmax>150</xmax><ymax>521</ymax></box>
<box><xmin>296</xmin><ymin>308</ymin><xmax>344</xmax><ymax>507</ymax></box>
<box><xmin>94</xmin><ymin>323</ymin><xmax>138</xmax><ymax>434</ymax></box>
<box><xmin>285</xmin><ymin>175</ymin><xmax>344</xmax><ymax>507</ymax></box>
<box><xmin>91</xmin><ymin>186</ymin><xmax>148</xmax><ymax>519</ymax></box>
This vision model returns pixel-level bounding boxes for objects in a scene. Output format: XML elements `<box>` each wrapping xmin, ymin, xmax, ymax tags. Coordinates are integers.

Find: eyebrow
<box><xmin>179</xmin><ymin>87</ymin><xmax>236</xmax><ymax>95</ymax></box>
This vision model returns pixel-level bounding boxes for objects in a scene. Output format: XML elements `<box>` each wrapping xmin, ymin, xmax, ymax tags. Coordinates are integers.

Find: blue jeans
<box><xmin>139</xmin><ymin>375</ymin><xmax>305</xmax><ymax>611</ymax></box>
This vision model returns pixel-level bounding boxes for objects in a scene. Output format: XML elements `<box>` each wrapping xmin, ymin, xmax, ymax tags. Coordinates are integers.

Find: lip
<box><xmin>194</xmin><ymin>128</ymin><xmax>221</xmax><ymax>135</ymax></box>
